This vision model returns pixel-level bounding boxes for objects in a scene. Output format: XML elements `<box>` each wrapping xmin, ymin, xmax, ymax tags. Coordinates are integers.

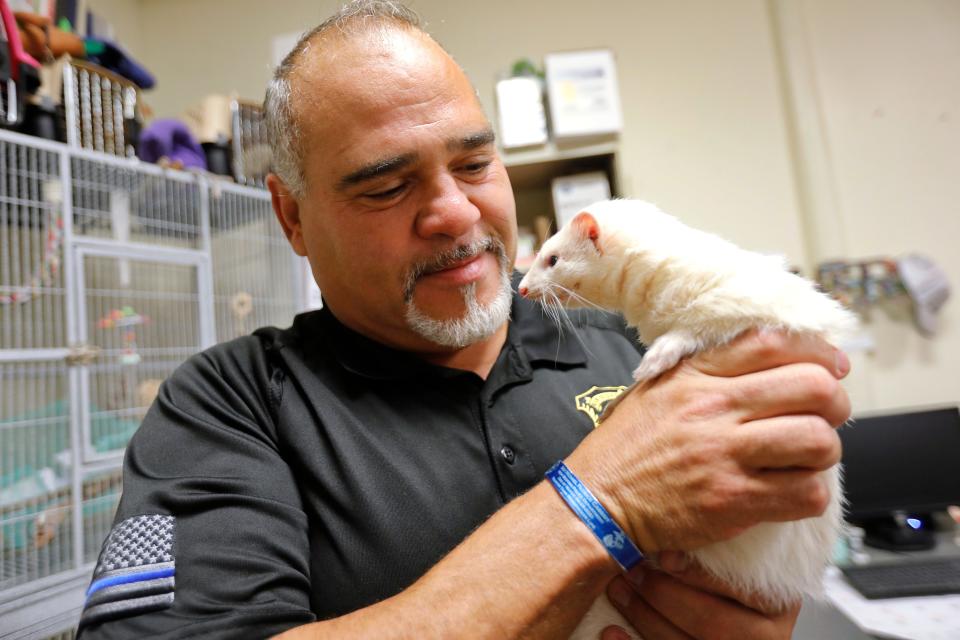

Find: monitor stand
<box><xmin>858</xmin><ymin>512</ymin><xmax>936</xmax><ymax>551</ymax></box>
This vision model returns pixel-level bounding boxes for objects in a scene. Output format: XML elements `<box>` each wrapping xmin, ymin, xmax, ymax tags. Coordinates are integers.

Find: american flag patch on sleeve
<box><xmin>79</xmin><ymin>514</ymin><xmax>176</xmax><ymax>628</ymax></box>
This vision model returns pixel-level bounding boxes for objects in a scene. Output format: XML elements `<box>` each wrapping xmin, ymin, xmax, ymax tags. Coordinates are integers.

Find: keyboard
<box><xmin>841</xmin><ymin>557</ymin><xmax>960</xmax><ymax>599</ymax></box>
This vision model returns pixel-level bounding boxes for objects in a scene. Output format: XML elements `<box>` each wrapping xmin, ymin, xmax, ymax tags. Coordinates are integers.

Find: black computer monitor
<box><xmin>838</xmin><ymin>406</ymin><xmax>960</xmax><ymax>549</ymax></box>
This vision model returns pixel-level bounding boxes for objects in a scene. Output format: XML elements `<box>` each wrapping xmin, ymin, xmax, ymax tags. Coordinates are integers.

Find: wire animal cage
<box><xmin>62</xmin><ymin>57</ymin><xmax>144</xmax><ymax>158</ymax></box>
<box><xmin>230</xmin><ymin>99</ymin><xmax>268</xmax><ymax>189</ymax></box>
<box><xmin>182</xmin><ymin>94</ymin><xmax>270</xmax><ymax>189</ymax></box>
<box><xmin>0</xmin><ymin>128</ymin><xmax>307</xmax><ymax>638</ymax></box>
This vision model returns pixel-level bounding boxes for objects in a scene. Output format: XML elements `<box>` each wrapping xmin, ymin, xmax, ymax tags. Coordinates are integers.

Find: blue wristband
<box><xmin>545</xmin><ymin>460</ymin><xmax>644</xmax><ymax>571</ymax></box>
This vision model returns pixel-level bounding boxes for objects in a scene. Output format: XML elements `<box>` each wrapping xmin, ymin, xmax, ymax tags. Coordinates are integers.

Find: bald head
<box><xmin>264</xmin><ymin>0</ymin><xmax>474</xmax><ymax>199</ymax></box>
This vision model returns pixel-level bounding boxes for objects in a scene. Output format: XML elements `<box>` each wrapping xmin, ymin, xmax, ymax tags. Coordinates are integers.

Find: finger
<box><xmin>600</xmin><ymin>626</ymin><xmax>635</xmax><ymax>640</ymax></box>
<box><xmin>728</xmin><ymin>362</ymin><xmax>852</xmax><ymax>427</ymax></box>
<box><xmin>630</xmin><ymin>567</ymin><xmax>788</xmax><ymax>639</ymax></box>
<box><xmin>607</xmin><ymin>576</ymin><xmax>695</xmax><ymax>640</ymax></box>
<box><xmin>733</xmin><ymin>415</ymin><xmax>842</xmax><ymax>470</ymax></box>
<box><xmin>692</xmin><ymin>466</ymin><xmax>834</xmax><ymax>528</ymax></box>
<box><xmin>741</xmin><ymin>468</ymin><xmax>835</xmax><ymax>522</ymax></box>
<box><xmin>691</xmin><ymin>329</ymin><xmax>849</xmax><ymax>379</ymax></box>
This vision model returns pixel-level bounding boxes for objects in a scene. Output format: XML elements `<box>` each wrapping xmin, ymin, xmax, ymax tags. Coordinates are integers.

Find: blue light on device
<box><xmin>906</xmin><ymin>517</ymin><xmax>922</xmax><ymax>530</ymax></box>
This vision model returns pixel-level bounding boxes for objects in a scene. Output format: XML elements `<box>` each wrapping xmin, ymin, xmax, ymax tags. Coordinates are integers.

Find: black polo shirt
<box><xmin>77</xmin><ymin>288</ymin><xmax>643</xmax><ymax>639</ymax></box>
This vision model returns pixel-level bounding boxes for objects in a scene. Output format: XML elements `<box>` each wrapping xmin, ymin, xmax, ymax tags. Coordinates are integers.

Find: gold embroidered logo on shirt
<box><xmin>575</xmin><ymin>385</ymin><xmax>628</xmax><ymax>427</ymax></box>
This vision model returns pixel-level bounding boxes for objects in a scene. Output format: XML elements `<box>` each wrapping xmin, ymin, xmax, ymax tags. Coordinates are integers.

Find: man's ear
<box><xmin>571</xmin><ymin>211</ymin><xmax>602</xmax><ymax>254</ymax></box>
<box><xmin>267</xmin><ymin>173</ymin><xmax>307</xmax><ymax>257</ymax></box>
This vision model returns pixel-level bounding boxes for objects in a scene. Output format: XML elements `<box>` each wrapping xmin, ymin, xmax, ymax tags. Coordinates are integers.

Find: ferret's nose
<box><xmin>519</xmin><ymin>286</ymin><xmax>529</xmax><ymax>298</ymax></box>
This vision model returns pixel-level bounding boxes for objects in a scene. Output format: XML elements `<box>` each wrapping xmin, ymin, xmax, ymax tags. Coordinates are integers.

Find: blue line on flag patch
<box><xmin>79</xmin><ymin>514</ymin><xmax>177</xmax><ymax>630</ymax></box>
<box><xmin>86</xmin><ymin>563</ymin><xmax>175</xmax><ymax>597</ymax></box>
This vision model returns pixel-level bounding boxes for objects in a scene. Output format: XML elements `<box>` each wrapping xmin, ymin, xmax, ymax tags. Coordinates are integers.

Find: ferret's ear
<box><xmin>571</xmin><ymin>212</ymin><xmax>602</xmax><ymax>254</ymax></box>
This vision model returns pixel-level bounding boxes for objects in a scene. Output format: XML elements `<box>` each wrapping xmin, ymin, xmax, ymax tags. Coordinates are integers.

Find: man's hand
<box><xmin>601</xmin><ymin>551</ymin><xmax>801</xmax><ymax>640</ymax></box>
<box><xmin>566</xmin><ymin>329</ymin><xmax>852</xmax><ymax>553</ymax></box>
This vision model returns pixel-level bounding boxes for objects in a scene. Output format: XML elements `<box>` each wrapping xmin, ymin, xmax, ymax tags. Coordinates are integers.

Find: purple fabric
<box><xmin>138</xmin><ymin>119</ymin><xmax>207</xmax><ymax>170</ymax></box>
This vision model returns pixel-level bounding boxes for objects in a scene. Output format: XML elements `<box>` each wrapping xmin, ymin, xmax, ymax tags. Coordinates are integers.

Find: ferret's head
<box><xmin>518</xmin><ymin>209</ymin><xmax>615</xmax><ymax>309</ymax></box>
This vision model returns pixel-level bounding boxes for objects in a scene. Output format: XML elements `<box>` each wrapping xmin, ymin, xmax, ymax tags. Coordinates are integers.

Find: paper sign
<box><xmin>496</xmin><ymin>77</ymin><xmax>548</xmax><ymax>149</ymax></box>
<box><xmin>545</xmin><ymin>49</ymin><xmax>623</xmax><ymax>139</ymax></box>
<box><xmin>551</xmin><ymin>172</ymin><xmax>611</xmax><ymax>228</ymax></box>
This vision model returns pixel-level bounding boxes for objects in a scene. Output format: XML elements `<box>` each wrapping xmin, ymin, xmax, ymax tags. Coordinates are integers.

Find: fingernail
<box><xmin>835</xmin><ymin>349</ymin><xmax>851</xmax><ymax>377</ymax></box>
<box><xmin>659</xmin><ymin>550</ymin><xmax>690</xmax><ymax>573</ymax></box>
<box><xmin>626</xmin><ymin>565</ymin><xmax>645</xmax><ymax>588</ymax></box>
<box><xmin>606</xmin><ymin>628</ymin><xmax>633</xmax><ymax>640</ymax></box>
<box><xmin>609</xmin><ymin>579</ymin><xmax>633</xmax><ymax>608</ymax></box>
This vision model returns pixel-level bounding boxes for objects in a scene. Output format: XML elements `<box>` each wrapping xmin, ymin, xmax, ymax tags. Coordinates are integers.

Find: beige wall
<box><xmin>793</xmin><ymin>0</ymin><xmax>959</xmax><ymax>411</ymax></box>
<box><xmin>86</xmin><ymin>0</ymin><xmax>143</xmax><ymax>58</ymax></box>
<box><xmin>129</xmin><ymin>0</ymin><xmax>808</xmax><ymax>260</ymax></box>
<box><xmin>97</xmin><ymin>0</ymin><xmax>957</xmax><ymax>412</ymax></box>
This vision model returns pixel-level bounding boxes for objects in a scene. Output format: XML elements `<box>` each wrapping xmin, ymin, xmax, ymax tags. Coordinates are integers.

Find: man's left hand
<box><xmin>601</xmin><ymin>550</ymin><xmax>801</xmax><ymax>640</ymax></box>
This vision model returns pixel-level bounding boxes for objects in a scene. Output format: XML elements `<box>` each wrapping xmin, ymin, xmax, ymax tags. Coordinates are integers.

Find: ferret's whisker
<box><xmin>555</xmin><ymin>285</ymin><xmax>607</xmax><ymax>312</ymax></box>
<box><xmin>550</xmin><ymin>285</ymin><xmax>596</xmax><ymax>359</ymax></box>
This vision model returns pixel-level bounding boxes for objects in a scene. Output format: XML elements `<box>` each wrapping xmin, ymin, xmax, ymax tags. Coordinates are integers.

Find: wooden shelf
<box><xmin>501</xmin><ymin>140</ymin><xmax>618</xmax><ymax>169</ymax></box>
<box><xmin>499</xmin><ymin>139</ymin><xmax>621</xmax><ymax>231</ymax></box>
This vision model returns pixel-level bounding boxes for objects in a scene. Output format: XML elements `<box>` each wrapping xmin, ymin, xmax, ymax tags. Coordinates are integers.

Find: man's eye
<box><xmin>548</xmin><ymin>255</ymin><xmax>559</xmax><ymax>267</ymax></box>
<box><xmin>365</xmin><ymin>184</ymin><xmax>406</xmax><ymax>200</ymax></box>
<box><xmin>463</xmin><ymin>160</ymin><xmax>491</xmax><ymax>172</ymax></box>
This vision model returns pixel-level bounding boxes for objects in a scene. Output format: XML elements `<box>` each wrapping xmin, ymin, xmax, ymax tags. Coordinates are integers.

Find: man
<box><xmin>77</xmin><ymin>2</ymin><xmax>851</xmax><ymax>638</ymax></box>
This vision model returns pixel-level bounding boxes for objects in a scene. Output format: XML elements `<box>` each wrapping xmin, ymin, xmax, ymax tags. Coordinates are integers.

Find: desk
<box><xmin>793</xmin><ymin>530</ymin><xmax>960</xmax><ymax>639</ymax></box>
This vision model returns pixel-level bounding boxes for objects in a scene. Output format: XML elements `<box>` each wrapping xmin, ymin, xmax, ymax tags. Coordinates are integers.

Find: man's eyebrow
<box><xmin>337</xmin><ymin>153</ymin><xmax>417</xmax><ymax>191</ymax></box>
<box><xmin>449</xmin><ymin>129</ymin><xmax>496</xmax><ymax>151</ymax></box>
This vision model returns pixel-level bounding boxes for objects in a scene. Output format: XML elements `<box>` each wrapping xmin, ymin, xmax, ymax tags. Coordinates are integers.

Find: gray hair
<box><xmin>263</xmin><ymin>1</ymin><xmax>423</xmax><ymax>198</ymax></box>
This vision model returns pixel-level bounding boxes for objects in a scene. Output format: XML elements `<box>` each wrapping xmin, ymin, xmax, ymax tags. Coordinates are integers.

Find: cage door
<box><xmin>72</xmin><ymin>245</ymin><xmax>212</xmax><ymax>464</ymax></box>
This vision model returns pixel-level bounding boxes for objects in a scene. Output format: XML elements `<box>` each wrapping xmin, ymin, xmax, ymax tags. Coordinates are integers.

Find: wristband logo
<box><xmin>604</xmin><ymin>530</ymin><xmax>627</xmax><ymax>551</ymax></box>
<box><xmin>575</xmin><ymin>385</ymin><xmax>627</xmax><ymax>427</ymax></box>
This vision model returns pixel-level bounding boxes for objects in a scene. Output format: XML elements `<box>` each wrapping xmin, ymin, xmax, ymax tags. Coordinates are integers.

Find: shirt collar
<box><xmin>508</xmin><ymin>289</ymin><xmax>588</xmax><ymax>367</ymax></box>
<box><xmin>289</xmin><ymin>280</ymin><xmax>588</xmax><ymax>382</ymax></box>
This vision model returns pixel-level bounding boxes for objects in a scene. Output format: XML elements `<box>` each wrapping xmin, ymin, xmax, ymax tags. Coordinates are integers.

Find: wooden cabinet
<box><xmin>502</xmin><ymin>140</ymin><xmax>621</xmax><ymax>234</ymax></box>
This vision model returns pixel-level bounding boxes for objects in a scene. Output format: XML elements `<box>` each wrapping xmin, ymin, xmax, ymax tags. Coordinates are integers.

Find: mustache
<box><xmin>403</xmin><ymin>237</ymin><xmax>507</xmax><ymax>302</ymax></box>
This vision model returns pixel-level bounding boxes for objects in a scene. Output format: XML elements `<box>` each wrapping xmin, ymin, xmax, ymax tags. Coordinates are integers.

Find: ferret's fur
<box><xmin>518</xmin><ymin>199</ymin><xmax>856</xmax><ymax>640</ymax></box>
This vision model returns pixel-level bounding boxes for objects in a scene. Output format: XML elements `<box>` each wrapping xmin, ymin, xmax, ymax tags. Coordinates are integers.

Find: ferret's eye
<box><xmin>548</xmin><ymin>255</ymin><xmax>559</xmax><ymax>267</ymax></box>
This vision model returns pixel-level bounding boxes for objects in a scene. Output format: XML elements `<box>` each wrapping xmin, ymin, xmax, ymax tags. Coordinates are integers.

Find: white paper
<box><xmin>551</xmin><ymin>172</ymin><xmax>612</xmax><ymax>228</ymax></box>
<box><xmin>824</xmin><ymin>567</ymin><xmax>960</xmax><ymax>640</ymax></box>
<box><xmin>545</xmin><ymin>49</ymin><xmax>623</xmax><ymax>139</ymax></box>
<box><xmin>496</xmin><ymin>77</ymin><xmax>548</xmax><ymax>149</ymax></box>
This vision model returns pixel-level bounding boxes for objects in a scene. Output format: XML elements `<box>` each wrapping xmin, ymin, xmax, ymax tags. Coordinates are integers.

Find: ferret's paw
<box><xmin>633</xmin><ymin>333</ymin><xmax>699</xmax><ymax>382</ymax></box>
<box><xmin>632</xmin><ymin>360</ymin><xmax>664</xmax><ymax>382</ymax></box>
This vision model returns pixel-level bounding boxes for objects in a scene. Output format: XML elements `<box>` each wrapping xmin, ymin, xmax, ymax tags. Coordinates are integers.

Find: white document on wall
<box><xmin>495</xmin><ymin>77</ymin><xmax>548</xmax><ymax>149</ymax></box>
<box><xmin>551</xmin><ymin>172</ymin><xmax>611</xmax><ymax>228</ymax></box>
<box><xmin>545</xmin><ymin>49</ymin><xmax>623</xmax><ymax>139</ymax></box>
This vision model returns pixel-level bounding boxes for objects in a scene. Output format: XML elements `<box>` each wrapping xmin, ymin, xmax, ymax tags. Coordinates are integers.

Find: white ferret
<box><xmin>517</xmin><ymin>199</ymin><xmax>856</xmax><ymax>640</ymax></box>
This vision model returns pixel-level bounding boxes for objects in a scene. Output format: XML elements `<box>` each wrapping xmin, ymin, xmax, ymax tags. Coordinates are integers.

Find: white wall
<box><xmin>791</xmin><ymin>0</ymin><xmax>959</xmax><ymax>411</ymax></box>
<box><xmin>97</xmin><ymin>0</ymin><xmax>956</xmax><ymax>412</ymax></box>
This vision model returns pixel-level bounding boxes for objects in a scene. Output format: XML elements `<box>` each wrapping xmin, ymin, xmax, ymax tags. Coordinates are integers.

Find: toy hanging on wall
<box><xmin>230</xmin><ymin>291</ymin><xmax>253</xmax><ymax>337</ymax></box>
<box><xmin>816</xmin><ymin>258</ymin><xmax>903</xmax><ymax>309</ymax></box>
<box><xmin>817</xmin><ymin>254</ymin><xmax>952</xmax><ymax>336</ymax></box>
<box><xmin>0</xmin><ymin>209</ymin><xmax>63</xmax><ymax>305</ymax></box>
<box><xmin>97</xmin><ymin>306</ymin><xmax>150</xmax><ymax>365</ymax></box>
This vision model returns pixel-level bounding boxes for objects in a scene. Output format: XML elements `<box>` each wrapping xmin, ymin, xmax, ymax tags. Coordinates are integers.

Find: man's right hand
<box><xmin>566</xmin><ymin>329</ymin><xmax>851</xmax><ymax>554</ymax></box>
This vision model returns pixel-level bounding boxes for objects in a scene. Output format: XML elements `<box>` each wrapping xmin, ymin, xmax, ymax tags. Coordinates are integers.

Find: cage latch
<box><xmin>65</xmin><ymin>343</ymin><xmax>102</xmax><ymax>366</ymax></box>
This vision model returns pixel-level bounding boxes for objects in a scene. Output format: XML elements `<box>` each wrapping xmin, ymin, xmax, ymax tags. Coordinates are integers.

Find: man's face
<box><xmin>277</xmin><ymin>27</ymin><xmax>517</xmax><ymax>352</ymax></box>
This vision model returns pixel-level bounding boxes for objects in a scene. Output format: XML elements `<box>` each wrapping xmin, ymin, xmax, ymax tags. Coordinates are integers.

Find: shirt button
<box><xmin>500</xmin><ymin>445</ymin><xmax>516</xmax><ymax>465</ymax></box>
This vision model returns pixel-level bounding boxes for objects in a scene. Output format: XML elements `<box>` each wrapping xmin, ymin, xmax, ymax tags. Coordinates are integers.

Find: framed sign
<box><xmin>545</xmin><ymin>49</ymin><xmax>623</xmax><ymax>139</ymax></box>
<box><xmin>551</xmin><ymin>172</ymin><xmax>612</xmax><ymax>228</ymax></box>
<box><xmin>496</xmin><ymin>76</ymin><xmax>549</xmax><ymax>149</ymax></box>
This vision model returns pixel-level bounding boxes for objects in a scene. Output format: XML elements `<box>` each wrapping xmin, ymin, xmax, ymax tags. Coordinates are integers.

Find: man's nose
<box><xmin>415</xmin><ymin>173</ymin><xmax>481</xmax><ymax>239</ymax></box>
